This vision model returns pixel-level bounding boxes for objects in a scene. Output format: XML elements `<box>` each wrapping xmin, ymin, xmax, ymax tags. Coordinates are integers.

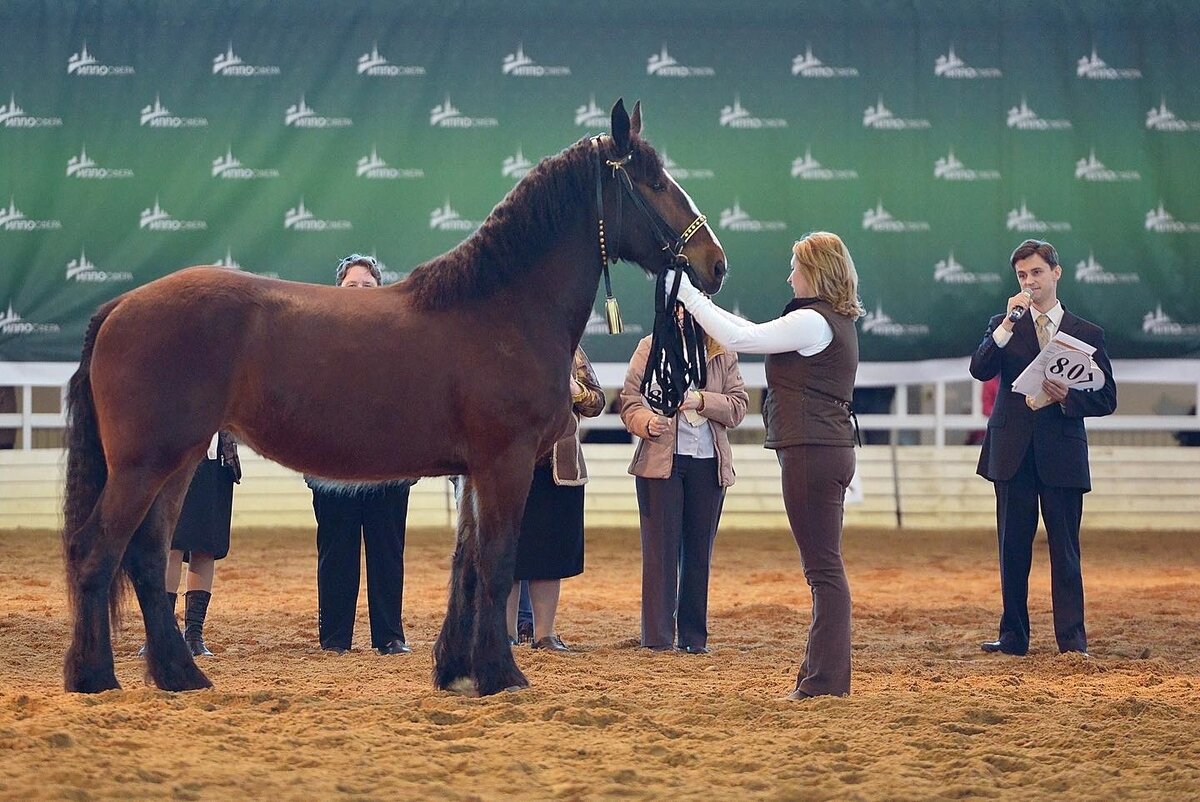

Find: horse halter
<box><xmin>591</xmin><ymin>136</ymin><xmax>708</xmax><ymax>334</ymax></box>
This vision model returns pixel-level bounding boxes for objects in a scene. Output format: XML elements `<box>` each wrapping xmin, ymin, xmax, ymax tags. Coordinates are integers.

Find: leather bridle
<box><xmin>590</xmin><ymin>136</ymin><xmax>710</xmax><ymax>415</ymax></box>
<box><xmin>591</xmin><ymin>136</ymin><xmax>708</xmax><ymax>333</ymax></box>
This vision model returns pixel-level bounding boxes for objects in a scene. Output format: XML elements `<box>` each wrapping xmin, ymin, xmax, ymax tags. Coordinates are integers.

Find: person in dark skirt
<box><xmin>506</xmin><ymin>347</ymin><xmax>604</xmax><ymax>652</ymax></box>
<box><xmin>307</xmin><ymin>253</ymin><xmax>415</xmax><ymax>656</ymax></box>
<box><xmin>164</xmin><ymin>431</ymin><xmax>241</xmax><ymax>657</ymax></box>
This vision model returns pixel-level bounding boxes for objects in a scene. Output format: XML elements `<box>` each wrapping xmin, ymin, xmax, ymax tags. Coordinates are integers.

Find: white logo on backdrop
<box><xmin>791</xmin><ymin>147</ymin><xmax>857</xmax><ymax>180</ymax></box>
<box><xmin>140</xmin><ymin>96</ymin><xmax>208</xmax><ymax>127</ymax></box>
<box><xmin>67</xmin><ymin>43</ymin><xmax>135</xmax><ymax>76</ymax></box>
<box><xmin>933</xmin><ymin>252</ymin><xmax>1001</xmax><ymax>284</ymax></box>
<box><xmin>212</xmin><ymin>147</ymin><xmax>280</xmax><ymax>179</ymax></box>
<box><xmin>1143</xmin><ymin>304</ymin><xmax>1200</xmax><ymax>336</ymax></box>
<box><xmin>661</xmin><ymin>150</ymin><xmax>714</xmax><ymax>180</ymax></box>
<box><xmin>1006</xmin><ymin>201</ymin><xmax>1070</xmax><ymax>232</ymax></box>
<box><xmin>0</xmin><ymin>302</ymin><xmax>60</xmax><ymax>335</ymax></box>
<box><xmin>502</xmin><ymin>148</ymin><xmax>536</xmax><ymax>179</ymax></box>
<box><xmin>1145</xmin><ymin>202</ymin><xmax>1200</xmax><ymax>232</ymax></box>
<box><xmin>283</xmin><ymin>199</ymin><xmax>352</xmax><ymax>231</ymax></box>
<box><xmin>0</xmin><ymin>198</ymin><xmax>62</xmax><ymax>231</ymax></box>
<box><xmin>356</xmin><ymin>146</ymin><xmax>423</xmax><ymax>179</ymax></box>
<box><xmin>212</xmin><ymin>44</ymin><xmax>280</xmax><ymax>76</ymax></box>
<box><xmin>719</xmin><ymin>97</ymin><xmax>787</xmax><ymax>128</ymax></box>
<box><xmin>212</xmin><ymin>248</ymin><xmax>280</xmax><ymax>278</ymax></box>
<box><xmin>502</xmin><ymin>44</ymin><xmax>570</xmax><ymax>76</ymax></box>
<box><xmin>357</xmin><ymin>43</ymin><xmax>425</xmax><ymax>76</ymax></box>
<box><xmin>67</xmin><ymin>146</ymin><xmax>134</xmax><ymax>179</ymax></box>
<box><xmin>862</xmin><ymin>201</ymin><xmax>930</xmax><ymax>232</ymax></box>
<box><xmin>1145</xmin><ymin>98</ymin><xmax>1200</xmax><ymax>131</ymax></box>
<box><xmin>1076</xmin><ymin>47</ymin><xmax>1142</xmax><ymax>79</ymax></box>
<box><xmin>718</xmin><ymin>200</ymin><xmax>786</xmax><ymax>231</ymax></box>
<box><xmin>934</xmin><ymin>46</ymin><xmax>1001</xmax><ymax>78</ymax></box>
<box><xmin>366</xmin><ymin>252</ymin><xmax>405</xmax><ymax>285</ymax></box>
<box><xmin>285</xmin><ymin>96</ymin><xmax>351</xmax><ymax>128</ymax></box>
<box><xmin>429</xmin><ymin>200</ymin><xmax>481</xmax><ymax>231</ymax></box>
<box><xmin>863</xmin><ymin>97</ymin><xmax>930</xmax><ymax>129</ymax></box>
<box><xmin>1074</xmin><ymin>149</ymin><xmax>1140</xmax><ymax>181</ymax></box>
<box><xmin>933</xmin><ymin>149</ymin><xmax>1000</xmax><ymax>181</ymax></box>
<box><xmin>861</xmin><ymin>302</ymin><xmax>929</xmax><ymax>336</ymax></box>
<box><xmin>215</xmin><ymin>249</ymin><xmax>242</xmax><ymax>270</ymax></box>
<box><xmin>574</xmin><ymin>95</ymin><xmax>609</xmax><ymax>127</ymax></box>
<box><xmin>791</xmin><ymin>45</ymin><xmax>858</xmax><ymax>77</ymax></box>
<box><xmin>1075</xmin><ymin>252</ymin><xmax>1139</xmax><ymax>284</ymax></box>
<box><xmin>1006</xmin><ymin>98</ymin><xmax>1071</xmax><ymax>130</ymax></box>
<box><xmin>0</xmin><ymin>94</ymin><xmax>63</xmax><ymax>127</ymax></box>
<box><xmin>139</xmin><ymin>199</ymin><xmax>206</xmax><ymax>231</ymax></box>
<box><xmin>647</xmin><ymin>45</ymin><xmax>715</xmax><ymax>77</ymax></box>
<box><xmin>430</xmin><ymin>95</ymin><xmax>498</xmax><ymax>128</ymax></box>
<box><xmin>65</xmin><ymin>249</ymin><xmax>133</xmax><ymax>282</ymax></box>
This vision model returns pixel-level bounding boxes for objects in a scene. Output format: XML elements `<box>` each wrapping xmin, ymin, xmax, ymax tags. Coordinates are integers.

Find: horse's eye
<box><xmin>650</xmin><ymin>181</ymin><xmax>667</xmax><ymax>193</ymax></box>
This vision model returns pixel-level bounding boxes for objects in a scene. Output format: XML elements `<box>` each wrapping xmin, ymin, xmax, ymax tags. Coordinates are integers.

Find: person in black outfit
<box><xmin>970</xmin><ymin>239</ymin><xmax>1117</xmax><ymax>657</ymax></box>
<box><xmin>308</xmin><ymin>254</ymin><xmax>414</xmax><ymax>656</ymax></box>
<box><xmin>146</xmin><ymin>431</ymin><xmax>240</xmax><ymax>658</ymax></box>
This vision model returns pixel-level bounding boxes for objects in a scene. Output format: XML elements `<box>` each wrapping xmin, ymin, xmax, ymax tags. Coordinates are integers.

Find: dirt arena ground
<box><xmin>0</xmin><ymin>525</ymin><xmax>1197</xmax><ymax>801</ymax></box>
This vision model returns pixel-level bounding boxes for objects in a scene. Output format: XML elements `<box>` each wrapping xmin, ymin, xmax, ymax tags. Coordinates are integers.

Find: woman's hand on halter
<box><xmin>663</xmin><ymin>269</ymin><xmax>702</xmax><ymax>306</ymax></box>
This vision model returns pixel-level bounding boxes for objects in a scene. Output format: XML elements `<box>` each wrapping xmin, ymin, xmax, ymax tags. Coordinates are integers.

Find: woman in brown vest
<box><xmin>671</xmin><ymin>232</ymin><xmax>864</xmax><ymax>698</ymax></box>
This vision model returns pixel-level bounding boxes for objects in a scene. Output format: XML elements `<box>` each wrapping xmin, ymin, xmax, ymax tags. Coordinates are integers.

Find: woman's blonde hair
<box><xmin>792</xmin><ymin>232</ymin><xmax>865</xmax><ymax>320</ymax></box>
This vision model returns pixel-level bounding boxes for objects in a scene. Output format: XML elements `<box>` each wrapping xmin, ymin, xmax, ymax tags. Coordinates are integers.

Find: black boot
<box><xmin>138</xmin><ymin>592</ymin><xmax>178</xmax><ymax>658</ymax></box>
<box><xmin>184</xmin><ymin>590</ymin><xmax>214</xmax><ymax>657</ymax></box>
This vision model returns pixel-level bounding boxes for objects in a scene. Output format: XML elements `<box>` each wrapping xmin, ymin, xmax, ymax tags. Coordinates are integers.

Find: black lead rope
<box><xmin>640</xmin><ymin>270</ymin><xmax>708</xmax><ymax>417</ymax></box>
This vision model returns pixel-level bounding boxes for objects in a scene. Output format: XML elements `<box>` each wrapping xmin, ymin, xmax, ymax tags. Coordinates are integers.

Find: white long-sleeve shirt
<box><xmin>676</xmin><ymin>280</ymin><xmax>833</xmax><ymax>356</ymax></box>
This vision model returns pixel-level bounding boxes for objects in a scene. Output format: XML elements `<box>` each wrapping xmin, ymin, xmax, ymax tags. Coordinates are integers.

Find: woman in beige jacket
<box><xmin>620</xmin><ymin>328</ymin><xmax>748</xmax><ymax>653</ymax></box>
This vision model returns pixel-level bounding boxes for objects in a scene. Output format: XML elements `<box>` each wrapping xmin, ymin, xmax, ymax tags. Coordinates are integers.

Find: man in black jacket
<box><xmin>969</xmin><ymin>239</ymin><xmax>1117</xmax><ymax>657</ymax></box>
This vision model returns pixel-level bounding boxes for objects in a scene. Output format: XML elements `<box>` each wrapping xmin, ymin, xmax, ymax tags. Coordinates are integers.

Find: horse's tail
<box><xmin>62</xmin><ymin>298</ymin><xmax>121</xmax><ymax>622</ymax></box>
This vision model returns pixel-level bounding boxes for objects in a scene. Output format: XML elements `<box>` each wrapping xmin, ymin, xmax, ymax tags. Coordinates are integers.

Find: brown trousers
<box><xmin>777</xmin><ymin>444</ymin><xmax>855</xmax><ymax>696</ymax></box>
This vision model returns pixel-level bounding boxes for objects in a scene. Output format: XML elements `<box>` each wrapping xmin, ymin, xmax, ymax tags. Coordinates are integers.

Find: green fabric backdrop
<box><xmin>1</xmin><ymin>0</ymin><xmax>1198</xmax><ymax>366</ymax></box>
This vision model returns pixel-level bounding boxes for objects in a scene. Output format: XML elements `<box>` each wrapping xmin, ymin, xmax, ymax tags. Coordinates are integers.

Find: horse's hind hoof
<box><xmin>147</xmin><ymin>658</ymin><xmax>213</xmax><ymax>692</ymax></box>
<box><xmin>65</xmin><ymin>669</ymin><xmax>121</xmax><ymax>694</ymax></box>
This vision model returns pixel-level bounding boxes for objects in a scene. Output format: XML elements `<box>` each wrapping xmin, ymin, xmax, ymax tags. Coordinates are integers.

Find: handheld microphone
<box><xmin>1008</xmin><ymin>289</ymin><xmax>1033</xmax><ymax>322</ymax></box>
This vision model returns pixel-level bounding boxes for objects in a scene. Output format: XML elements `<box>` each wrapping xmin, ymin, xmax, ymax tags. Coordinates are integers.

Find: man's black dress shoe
<box><xmin>377</xmin><ymin>640</ymin><xmax>412</xmax><ymax>655</ymax></box>
<box><xmin>322</xmin><ymin>645</ymin><xmax>349</xmax><ymax>655</ymax></box>
<box><xmin>677</xmin><ymin>645</ymin><xmax>710</xmax><ymax>655</ymax></box>
<box><xmin>980</xmin><ymin>640</ymin><xmax>1027</xmax><ymax>656</ymax></box>
<box><xmin>531</xmin><ymin>634</ymin><xmax>571</xmax><ymax>652</ymax></box>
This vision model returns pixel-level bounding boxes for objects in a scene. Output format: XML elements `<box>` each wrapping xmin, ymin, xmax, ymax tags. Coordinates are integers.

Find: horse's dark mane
<box><xmin>402</xmin><ymin>134</ymin><xmax>664</xmax><ymax>310</ymax></box>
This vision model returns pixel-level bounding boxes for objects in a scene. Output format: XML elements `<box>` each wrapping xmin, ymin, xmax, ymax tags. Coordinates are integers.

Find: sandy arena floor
<box><xmin>0</xmin><ymin>525</ymin><xmax>1197</xmax><ymax>800</ymax></box>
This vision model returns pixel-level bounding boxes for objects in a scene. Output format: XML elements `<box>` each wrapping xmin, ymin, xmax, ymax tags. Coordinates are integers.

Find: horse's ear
<box><xmin>611</xmin><ymin>98</ymin><xmax>631</xmax><ymax>154</ymax></box>
<box><xmin>630</xmin><ymin>100</ymin><xmax>642</xmax><ymax>139</ymax></box>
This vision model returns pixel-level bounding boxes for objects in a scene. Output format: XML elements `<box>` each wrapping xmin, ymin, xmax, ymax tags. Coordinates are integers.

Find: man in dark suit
<box><xmin>969</xmin><ymin>239</ymin><xmax>1117</xmax><ymax>657</ymax></box>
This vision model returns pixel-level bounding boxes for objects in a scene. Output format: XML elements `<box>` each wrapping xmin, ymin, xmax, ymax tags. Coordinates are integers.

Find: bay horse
<box><xmin>61</xmin><ymin>99</ymin><xmax>726</xmax><ymax>697</ymax></box>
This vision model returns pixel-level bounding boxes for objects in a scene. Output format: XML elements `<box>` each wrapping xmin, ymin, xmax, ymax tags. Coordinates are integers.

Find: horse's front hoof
<box><xmin>474</xmin><ymin>667</ymin><xmax>530</xmax><ymax>697</ymax></box>
<box><xmin>442</xmin><ymin>676</ymin><xmax>478</xmax><ymax>697</ymax></box>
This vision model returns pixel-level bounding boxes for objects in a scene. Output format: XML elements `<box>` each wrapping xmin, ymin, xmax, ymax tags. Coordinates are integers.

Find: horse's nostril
<box><xmin>714</xmin><ymin>260</ymin><xmax>727</xmax><ymax>279</ymax></box>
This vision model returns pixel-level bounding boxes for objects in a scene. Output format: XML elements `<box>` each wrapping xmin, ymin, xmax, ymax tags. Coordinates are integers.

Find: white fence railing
<box><xmin>3</xmin><ymin>359</ymin><xmax>1199</xmax><ymax>450</ymax></box>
